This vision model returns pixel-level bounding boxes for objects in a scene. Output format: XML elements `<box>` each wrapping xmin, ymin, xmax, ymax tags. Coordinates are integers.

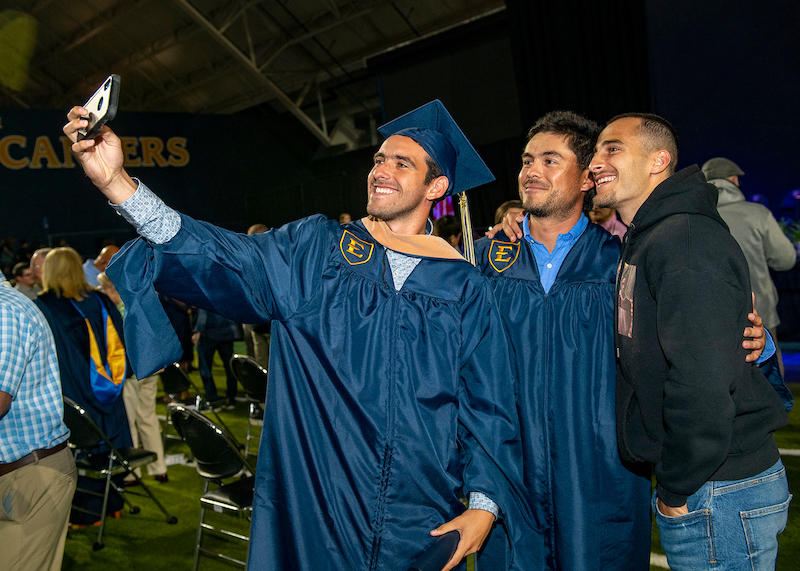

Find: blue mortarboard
<box><xmin>377</xmin><ymin>100</ymin><xmax>495</xmax><ymax>197</ymax></box>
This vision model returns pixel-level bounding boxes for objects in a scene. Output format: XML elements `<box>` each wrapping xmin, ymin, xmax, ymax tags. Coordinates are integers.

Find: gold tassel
<box><xmin>458</xmin><ymin>192</ymin><xmax>475</xmax><ymax>266</ymax></box>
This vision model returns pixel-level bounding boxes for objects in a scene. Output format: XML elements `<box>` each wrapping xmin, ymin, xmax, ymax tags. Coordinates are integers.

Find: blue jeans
<box><xmin>654</xmin><ymin>460</ymin><xmax>791</xmax><ymax>570</ymax></box>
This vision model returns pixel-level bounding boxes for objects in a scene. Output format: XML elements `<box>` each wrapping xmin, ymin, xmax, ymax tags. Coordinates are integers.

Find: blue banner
<box><xmin>0</xmin><ymin>107</ymin><xmax>315</xmax><ymax>256</ymax></box>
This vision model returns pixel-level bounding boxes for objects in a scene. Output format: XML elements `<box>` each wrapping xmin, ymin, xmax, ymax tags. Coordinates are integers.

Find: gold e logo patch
<box><xmin>340</xmin><ymin>231</ymin><xmax>374</xmax><ymax>265</ymax></box>
<box><xmin>489</xmin><ymin>240</ymin><xmax>519</xmax><ymax>273</ymax></box>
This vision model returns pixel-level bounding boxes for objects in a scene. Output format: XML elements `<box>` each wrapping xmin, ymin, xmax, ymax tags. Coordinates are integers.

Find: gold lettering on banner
<box><xmin>30</xmin><ymin>136</ymin><xmax>61</xmax><ymax>169</ymax></box>
<box><xmin>0</xmin><ymin>135</ymin><xmax>28</xmax><ymax>169</ymax></box>
<box><xmin>121</xmin><ymin>137</ymin><xmax>141</xmax><ymax>167</ymax></box>
<box><xmin>0</xmin><ymin>134</ymin><xmax>190</xmax><ymax>169</ymax></box>
<box><xmin>59</xmin><ymin>137</ymin><xmax>75</xmax><ymax>168</ymax></box>
<box><xmin>167</xmin><ymin>137</ymin><xmax>189</xmax><ymax>166</ymax></box>
<box><xmin>140</xmin><ymin>137</ymin><xmax>168</xmax><ymax>167</ymax></box>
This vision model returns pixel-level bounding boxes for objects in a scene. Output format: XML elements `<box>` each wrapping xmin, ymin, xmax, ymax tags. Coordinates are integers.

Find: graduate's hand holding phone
<box><xmin>63</xmin><ymin>78</ymin><xmax>137</xmax><ymax>205</ymax></box>
<box><xmin>429</xmin><ymin>509</ymin><xmax>494</xmax><ymax>571</ymax></box>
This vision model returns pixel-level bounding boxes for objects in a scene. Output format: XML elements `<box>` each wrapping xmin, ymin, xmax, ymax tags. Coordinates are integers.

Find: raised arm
<box><xmin>63</xmin><ymin>106</ymin><xmax>137</xmax><ymax>203</ymax></box>
<box><xmin>63</xmin><ymin>106</ymin><xmax>335</xmax><ymax>378</ymax></box>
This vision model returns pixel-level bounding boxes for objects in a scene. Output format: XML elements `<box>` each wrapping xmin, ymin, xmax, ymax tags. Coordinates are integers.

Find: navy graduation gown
<box><xmin>107</xmin><ymin>214</ymin><xmax>537</xmax><ymax>571</ymax></box>
<box><xmin>474</xmin><ymin>223</ymin><xmax>651</xmax><ymax>570</ymax></box>
<box><xmin>35</xmin><ymin>291</ymin><xmax>132</xmax><ymax>450</ymax></box>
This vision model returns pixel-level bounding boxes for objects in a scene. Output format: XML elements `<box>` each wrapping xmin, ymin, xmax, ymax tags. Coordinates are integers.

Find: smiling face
<box><xmin>366</xmin><ymin>135</ymin><xmax>448</xmax><ymax>233</ymax></box>
<box><xmin>590</xmin><ymin>117</ymin><xmax>654</xmax><ymax>221</ymax></box>
<box><xmin>518</xmin><ymin>132</ymin><xmax>593</xmax><ymax>223</ymax></box>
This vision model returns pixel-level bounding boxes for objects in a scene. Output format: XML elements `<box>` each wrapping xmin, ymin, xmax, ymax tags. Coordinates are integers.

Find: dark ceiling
<box><xmin>0</xmin><ymin>0</ymin><xmax>505</xmax><ymax>148</ymax></box>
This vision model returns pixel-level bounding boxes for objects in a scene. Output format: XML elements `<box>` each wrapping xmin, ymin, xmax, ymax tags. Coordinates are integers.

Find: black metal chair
<box><xmin>229</xmin><ymin>354</ymin><xmax>268</xmax><ymax>458</ymax></box>
<box><xmin>169</xmin><ymin>403</ymin><xmax>255</xmax><ymax>570</ymax></box>
<box><xmin>157</xmin><ymin>362</ymin><xmax>195</xmax><ymax>446</ymax></box>
<box><xmin>159</xmin><ymin>361</ymin><xmax>201</xmax><ymax>402</ymax></box>
<box><xmin>62</xmin><ymin>397</ymin><xmax>177</xmax><ymax>551</ymax></box>
<box><xmin>158</xmin><ymin>362</ymin><xmax>238</xmax><ymax>447</ymax></box>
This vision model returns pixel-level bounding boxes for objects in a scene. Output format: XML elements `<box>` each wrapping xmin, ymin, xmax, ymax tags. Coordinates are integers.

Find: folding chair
<box><xmin>159</xmin><ymin>361</ymin><xmax>201</xmax><ymax>402</ymax></box>
<box><xmin>158</xmin><ymin>362</ymin><xmax>239</xmax><ymax>447</ymax></box>
<box><xmin>229</xmin><ymin>354</ymin><xmax>268</xmax><ymax>458</ymax></box>
<box><xmin>169</xmin><ymin>403</ymin><xmax>255</xmax><ymax>570</ymax></box>
<box><xmin>62</xmin><ymin>397</ymin><xmax>177</xmax><ymax>551</ymax></box>
<box><xmin>158</xmin><ymin>362</ymin><xmax>195</xmax><ymax>446</ymax></box>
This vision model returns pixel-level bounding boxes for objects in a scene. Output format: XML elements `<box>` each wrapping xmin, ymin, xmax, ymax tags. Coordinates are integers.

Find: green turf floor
<box><xmin>61</xmin><ymin>351</ymin><xmax>800</xmax><ymax>570</ymax></box>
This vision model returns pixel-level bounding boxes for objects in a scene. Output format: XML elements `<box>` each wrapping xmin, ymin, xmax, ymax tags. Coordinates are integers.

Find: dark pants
<box><xmin>196</xmin><ymin>337</ymin><xmax>237</xmax><ymax>404</ymax></box>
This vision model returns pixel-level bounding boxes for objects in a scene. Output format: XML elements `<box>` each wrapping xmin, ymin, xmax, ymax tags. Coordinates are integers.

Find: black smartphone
<box><xmin>77</xmin><ymin>74</ymin><xmax>120</xmax><ymax>141</ymax></box>
<box><xmin>408</xmin><ymin>530</ymin><xmax>460</xmax><ymax>571</ymax></box>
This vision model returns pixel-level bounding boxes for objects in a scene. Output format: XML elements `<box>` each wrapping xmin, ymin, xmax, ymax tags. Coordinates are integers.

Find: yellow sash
<box><xmin>361</xmin><ymin>217</ymin><xmax>465</xmax><ymax>260</ymax></box>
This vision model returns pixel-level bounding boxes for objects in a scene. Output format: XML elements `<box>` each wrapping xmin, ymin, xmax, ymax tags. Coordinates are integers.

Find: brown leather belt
<box><xmin>0</xmin><ymin>441</ymin><xmax>69</xmax><ymax>477</ymax></box>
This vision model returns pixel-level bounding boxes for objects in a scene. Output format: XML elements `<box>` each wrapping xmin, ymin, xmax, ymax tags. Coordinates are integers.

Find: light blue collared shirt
<box><xmin>522</xmin><ymin>213</ymin><xmax>589</xmax><ymax>293</ymax></box>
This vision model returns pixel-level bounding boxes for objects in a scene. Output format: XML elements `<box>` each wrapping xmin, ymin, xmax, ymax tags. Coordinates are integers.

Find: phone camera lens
<box><xmin>97</xmin><ymin>97</ymin><xmax>104</xmax><ymax>110</ymax></box>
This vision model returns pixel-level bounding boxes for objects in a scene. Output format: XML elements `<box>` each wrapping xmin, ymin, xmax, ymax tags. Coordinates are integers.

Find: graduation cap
<box><xmin>377</xmin><ymin>100</ymin><xmax>494</xmax><ymax>197</ymax></box>
<box><xmin>377</xmin><ymin>100</ymin><xmax>493</xmax><ymax>264</ymax></box>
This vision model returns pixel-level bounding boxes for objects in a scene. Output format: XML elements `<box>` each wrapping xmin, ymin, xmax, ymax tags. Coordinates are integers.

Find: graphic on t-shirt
<box><xmin>618</xmin><ymin>262</ymin><xmax>636</xmax><ymax>338</ymax></box>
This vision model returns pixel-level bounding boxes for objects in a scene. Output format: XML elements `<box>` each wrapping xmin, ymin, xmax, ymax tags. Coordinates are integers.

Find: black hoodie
<box><xmin>614</xmin><ymin>165</ymin><xmax>788</xmax><ymax>507</ymax></box>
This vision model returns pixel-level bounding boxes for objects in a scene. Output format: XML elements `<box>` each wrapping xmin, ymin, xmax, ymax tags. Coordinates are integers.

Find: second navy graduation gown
<box><xmin>474</xmin><ymin>223</ymin><xmax>652</xmax><ymax>570</ymax></box>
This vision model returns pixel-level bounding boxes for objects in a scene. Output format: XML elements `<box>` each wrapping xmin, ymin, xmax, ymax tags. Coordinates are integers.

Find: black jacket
<box><xmin>614</xmin><ymin>166</ymin><xmax>788</xmax><ymax>507</ymax></box>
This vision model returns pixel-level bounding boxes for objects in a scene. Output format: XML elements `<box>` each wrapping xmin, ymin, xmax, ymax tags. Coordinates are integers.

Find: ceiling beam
<box><xmin>259</xmin><ymin>7</ymin><xmax>372</xmax><ymax>71</ymax></box>
<box><xmin>318</xmin><ymin>0</ymin><xmax>341</xmax><ymax>19</ymax></box>
<box><xmin>171</xmin><ymin>0</ymin><xmax>334</xmax><ymax>145</ymax></box>
<box><xmin>54</xmin><ymin>0</ymin><xmax>157</xmax><ymax>56</ymax></box>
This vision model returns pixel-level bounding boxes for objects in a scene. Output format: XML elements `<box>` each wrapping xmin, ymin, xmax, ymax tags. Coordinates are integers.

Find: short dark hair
<box><xmin>606</xmin><ymin>112</ymin><xmax>679</xmax><ymax>173</ymax></box>
<box><xmin>526</xmin><ymin>111</ymin><xmax>601</xmax><ymax>171</ymax></box>
<box><xmin>424</xmin><ymin>156</ymin><xmax>444</xmax><ymax>185</ymax></box>
<box><xmin>433</xmin><ymin>214</ymin><xmax>461</xmax><ymax>240</ymax></box>
<box><xmin>12</xmin><ymin>262</ymin><xmax>29</xmax><ymax>277</ymax></box>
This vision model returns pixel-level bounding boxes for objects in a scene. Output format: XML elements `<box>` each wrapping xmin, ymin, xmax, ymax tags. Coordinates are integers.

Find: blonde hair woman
<box><xmin>40</xmin><ymin>247</ymin><xmax>93</xmax><ymax>300</ymax></box>
<box><xmin>34</xmin><ymin>248</ymin><xmax>132</xmax><ymax>455</ymax></box>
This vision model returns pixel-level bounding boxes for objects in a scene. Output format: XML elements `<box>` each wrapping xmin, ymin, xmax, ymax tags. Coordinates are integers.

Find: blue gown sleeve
<box><xmin>107</xmin><ymin>212</ymin><xmax>334</xmax><ymax>377</ymax></box>
<box><xmin>455</xmin><ymin>279</ymin><xmax>538</xmax><ymax>567</ymax></box>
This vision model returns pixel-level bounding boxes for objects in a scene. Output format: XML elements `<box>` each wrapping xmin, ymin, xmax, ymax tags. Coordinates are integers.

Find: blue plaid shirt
<box><xmin>0</xmin><ymin>278</ymin><xmax>69</xmax><ymax>463</ymax></box>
